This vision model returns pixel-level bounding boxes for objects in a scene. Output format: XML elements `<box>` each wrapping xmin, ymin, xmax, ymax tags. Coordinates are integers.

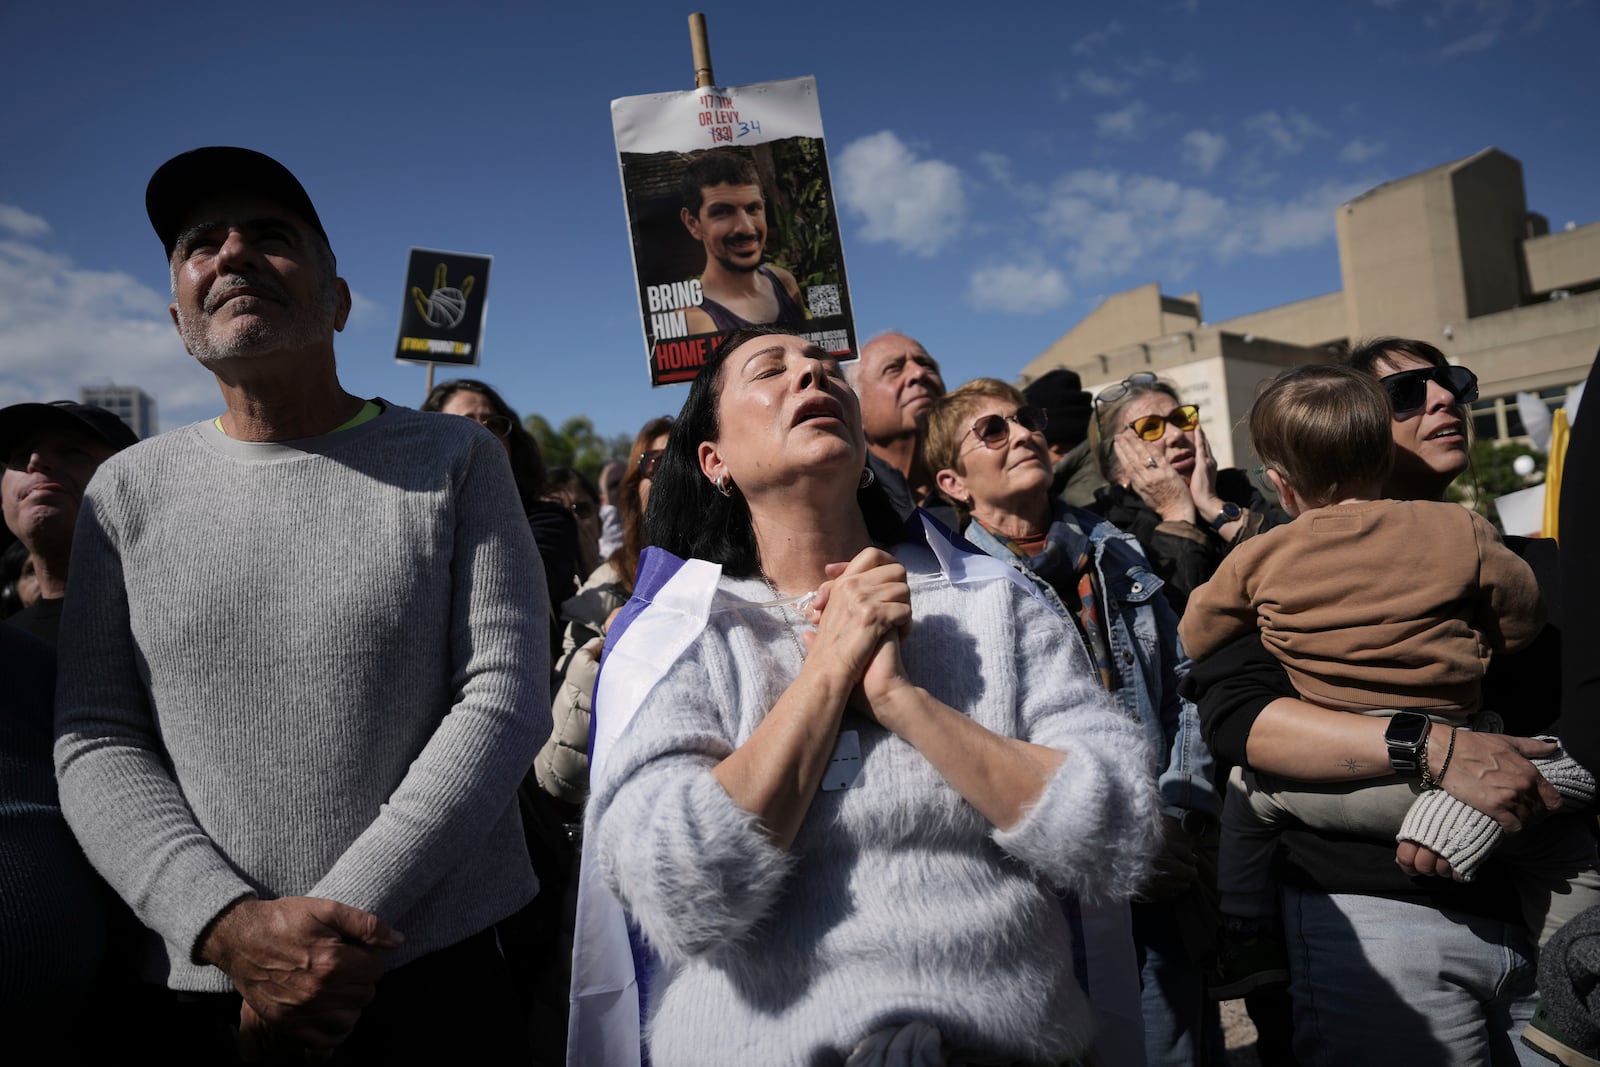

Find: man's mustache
<box><xmin>205</xmin><ymin>274</ymin><xmax>289</xmax><ymax>313</ymax></box>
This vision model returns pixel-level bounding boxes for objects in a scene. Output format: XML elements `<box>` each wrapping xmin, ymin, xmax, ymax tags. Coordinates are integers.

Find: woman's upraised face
<box><xmin>1371</xmin><ymin>352</ymin><xmax>1471</xmax><ymax>499</ymax></box>
<box><xmin>703</xmin><ymin>334</ymin><xmax>864</xmax><ymax>493</ymax></box>
<box><xmin>1117</xmin><ymin>390</ymin><xmax>1197</xmax><ymax>478</ymax></box>
<box><xmin>945</xmin><ymin>401</ymin><xmax>1052</xmax><ymax>514</ymax></box>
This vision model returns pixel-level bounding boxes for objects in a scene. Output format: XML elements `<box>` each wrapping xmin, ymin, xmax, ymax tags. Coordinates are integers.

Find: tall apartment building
<box><xmin>1019</xmin><ymin>147</ymin><xmax>1600</xmax><ymax>468</ymax></box>
<box><xmin>80</xmin><ymin>384</ymin><xmax>157</xmax><ymax>440</ymax></box>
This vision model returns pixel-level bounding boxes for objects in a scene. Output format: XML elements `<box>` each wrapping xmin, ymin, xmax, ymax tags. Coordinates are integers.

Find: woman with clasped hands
<box><xmin>586</xmin><ymin>326</ymin><xmax>1158</xmax><ymax>1067</ymax></box>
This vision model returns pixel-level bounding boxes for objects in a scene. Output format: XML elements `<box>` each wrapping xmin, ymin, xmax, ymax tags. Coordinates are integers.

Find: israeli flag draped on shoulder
<box><xmin>566</xmin><ymin>511</ymin><xmax>1048</xmax><ymax>1066</ymax></box>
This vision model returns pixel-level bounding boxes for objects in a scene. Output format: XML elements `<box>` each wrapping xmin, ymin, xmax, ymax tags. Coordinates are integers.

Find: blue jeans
<box><xmin>1283</xmin><ymin>888</ymin><xmax>1541</xmax><ymax>1066</ymax></box>
<box><xmin>1132</xmin><ymin>902</ymin><xmax>1225</xmax><ymax>1067</ymax></box>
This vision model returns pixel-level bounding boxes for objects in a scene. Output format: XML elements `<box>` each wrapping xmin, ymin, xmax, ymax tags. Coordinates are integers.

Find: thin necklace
<box><xmin>759</xmin><ymin>571</ymin><xmax>810</xmax><ymax>663</ymax></box>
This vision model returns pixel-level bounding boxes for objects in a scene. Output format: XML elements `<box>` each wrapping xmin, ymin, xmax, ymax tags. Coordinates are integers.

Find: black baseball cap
<box><xmin>0</xmin><ymin>401</ymin><xmax>141</xmax><ymax>457</ymax></box>
<box><xmin>1023</xmin><ymin>368</ymin><xmax>1094</xmax><ymax>450</ymax></box>
<box><xmin>146</xmin><ymin>146</ymin><xmax>331</xmax><ymax>257</ymax></box>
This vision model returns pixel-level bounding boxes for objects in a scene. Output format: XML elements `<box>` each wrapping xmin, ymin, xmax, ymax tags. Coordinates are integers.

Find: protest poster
<box><xmin>612</xmin><ymin>75</ymin><xmax>857</xmax><ymax>386</ymax></box>
<box><xmin>394</xmin><ymin>248</ymin><xmax>493</xmax><ymax>367</ymax></box>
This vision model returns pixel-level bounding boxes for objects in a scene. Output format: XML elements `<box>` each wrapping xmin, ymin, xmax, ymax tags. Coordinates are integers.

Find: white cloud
<box><xmin>0</xmin><ymin>233</ymin><xmax>214</xmax><ymax>431</ymax></box>
<box><xmin>1179</xmin><ymin>130</ymin><xmax>1228</xmax><ymax>174</ymax></box>
<box><xmin>346</xmin><ymin>288</ymin><xmax>383</xmax><ymax>327</ymax></box>
<box><xmin>977</xmin><ymin>151</ymin><xmax>1013</xmax><ymax>188</ymax></box>
<box><xmin>1077</xmin><ymin>69</ymin><xmax>1130</xmax><ymax>97</ymax></box>
<box><xmin>1439</xmin><ymin>27</ymin><xmax>1499</xmax><ymax>56</ymax></box>
<box><xmin>1031</xmin><ymin>167</ymin><xmax>1358</xmax><ymax>282</ymax></box>
<box><xmin>1245</xmin><ymin>110</ymin><xmax>1330</xmax><ymax>154</ymax></box>
<box><xmin>1071</xmin><ymin>20</ymin><xmax>1126</xmax><ymax>56</ymax></box>
<box><xmin>1038</xmin><ymin>171</ymin><xmax>1228</xmax><ymax>278</ymax></box>
<box><xmin>1096</xmin><ymin>101</ymin><xmax>1149</xmax><ymax>140</ymax></box>
<box><xmin>1167</xmin><ymin>54</ymin><xmax>1204</xmax><ymax>83</ymax></box>
<box><xmin>966</xmin><ymin>262</ymin><xmax>1071</xmax><ymax>314</ymax></box>
<box><xmin>836</xmin><ymin>131</ymin><xmax>965</xmax><ymax>257</ymax></box>
<box><xmin>0</xmin><ymin>204</ymin><xmax>50</xmax><ymax>239</ymax></box>
<box><xmin>1222</xmin><ymin>179</ymin><xmax>1373</xmax><ymax>258</ymax></box>
<box><xmin>975</xmin><ymin>151</ymin><xmax>1040</xmax><ymax>201</ymax></box>
<box><xmin>1339</xmin><ymin>138</ymin><xmax>1386</xmax><ymax>163</ymax></box>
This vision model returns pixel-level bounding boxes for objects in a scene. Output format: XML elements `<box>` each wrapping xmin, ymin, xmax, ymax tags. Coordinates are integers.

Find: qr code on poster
<box><xmin>806</xmin><ymin>285</ymin><xmax>841</xmax><ymax>317</ymax></box>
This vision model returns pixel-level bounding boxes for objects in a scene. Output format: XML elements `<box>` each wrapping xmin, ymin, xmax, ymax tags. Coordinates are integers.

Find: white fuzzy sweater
<box><xmin>588</xmin><ymin>540</ymin><xmax>1158</xmax><ymax>1066</ymax></box>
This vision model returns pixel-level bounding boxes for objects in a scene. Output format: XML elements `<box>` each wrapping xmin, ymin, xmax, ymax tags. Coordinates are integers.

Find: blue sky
<box><xmin>2</xmin><ymin>0</ymin><xmax>1595</xmax><ymax>441</ymax></box>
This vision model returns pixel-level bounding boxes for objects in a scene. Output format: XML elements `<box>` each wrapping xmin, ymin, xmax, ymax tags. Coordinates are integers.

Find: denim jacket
<box><xmin>964</xmin><ymin>504</ymin><xmax>1218</xmax><ymax>818</ymax></box>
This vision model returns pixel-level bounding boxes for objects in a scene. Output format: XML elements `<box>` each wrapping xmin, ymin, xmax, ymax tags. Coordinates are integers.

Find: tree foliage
<box><xmin>765</xmin><ymin>138</ymin><xmax>840</xmax><ymax>289</ymax></box>
<box><xmin>525</xmin><ymin>414</ymin><xmax>631</xmax><ymax>486</ymax></box>
<box><xmin>1449</xmin><ymin>439</ymin><xmax>1546</xmax><ymax>529</ymax></box>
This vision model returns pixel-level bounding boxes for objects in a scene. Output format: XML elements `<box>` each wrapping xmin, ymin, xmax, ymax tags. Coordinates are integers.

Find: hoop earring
<box><xmin>714</xmin><ymin>473</ymin><xmax>734</xmax><ymax>497</ymax></box>
<box><xmin>858</xmin><ymin>465</ymin><xmax>876</xmax><ymax>490</ymax></box>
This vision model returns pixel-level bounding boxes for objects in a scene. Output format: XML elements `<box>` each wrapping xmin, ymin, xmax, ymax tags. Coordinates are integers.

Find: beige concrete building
<box><xmin>1020</xmin><ymin>147</ymin><xmax>1600</xmax><ymax>468</ymax></box>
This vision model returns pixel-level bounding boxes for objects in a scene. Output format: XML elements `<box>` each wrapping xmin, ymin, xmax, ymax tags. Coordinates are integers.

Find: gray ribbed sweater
<box><xmin>53</xmin><ymin>405</ymin><xmax>550</xmax><ymax>991</ymax></box>
<box><xmin>589</xmin><ymin>541</ymin><xmax>1159</xmax><ymax>1065</ymax></box>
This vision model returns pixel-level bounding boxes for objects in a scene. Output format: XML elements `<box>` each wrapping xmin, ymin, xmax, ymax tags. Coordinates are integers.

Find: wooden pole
<box><xmin>688</xmin><ymin>13</ymin><xmax>714</xmax><ymax>88</ymax></box>
<box><xmin>425</xmin><ymin>361</ymin><xmax>435</xmax><ymax>398</ymax></box>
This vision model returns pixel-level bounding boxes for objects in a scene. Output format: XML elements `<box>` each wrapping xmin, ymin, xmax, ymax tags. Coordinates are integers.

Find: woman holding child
<box><xmin>1187</xmin><ymin>338</ymin><xmax>1577</xmax><ymax>1066</ymax></box>
<box><xmin>585</xmin><ymin>327</ymin><xmax>1158</xmax><ymax>1066</ymax></box>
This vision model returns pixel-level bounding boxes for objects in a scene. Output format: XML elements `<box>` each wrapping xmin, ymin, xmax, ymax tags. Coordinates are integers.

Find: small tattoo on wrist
<box><xmin>1342</xmin><ymin>758</ymin><xmax>1362</xmax><ymax>774</ymax></box>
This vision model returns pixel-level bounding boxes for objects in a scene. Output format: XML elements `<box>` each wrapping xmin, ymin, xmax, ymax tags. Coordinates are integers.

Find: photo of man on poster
<box><xmin>612</xmin><ymin>75</ymin><xmax>856</xmax><ymax>385</ymax></box>
<box><xmin>678</xmin><ymin>149</ymin><xmax>808</xmax><ymax>333</ymax></box>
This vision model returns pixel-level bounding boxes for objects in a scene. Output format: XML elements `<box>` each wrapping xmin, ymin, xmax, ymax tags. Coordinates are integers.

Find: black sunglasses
<box><xmin>968</xmin><ymin>406</ymin><xmax>1048</xmax><ymax>450</ymax></box>
<box><xmin>637</xmin><ymin>449</ymin><xmax>663</xmax><ymax>478</ymax></box>
<box><xmin>447</xmin><ymin>412</ymin><xmax>513</xmax><ymax>438</ymax></box>
<box><xmin>1379</xmin><ymin>365</ymin><xmax>1478</xmax><ymax>416</ymax></box>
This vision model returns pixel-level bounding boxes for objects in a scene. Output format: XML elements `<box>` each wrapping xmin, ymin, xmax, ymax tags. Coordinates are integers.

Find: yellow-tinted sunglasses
<box><xmin>1128</xmin><ymin>405</ymin><xmax>1200</xmax><ymax>442</ymax></box>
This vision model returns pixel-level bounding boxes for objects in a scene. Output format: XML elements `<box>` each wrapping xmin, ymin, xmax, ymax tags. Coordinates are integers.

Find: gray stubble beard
<box><xmin>176</xmin><ymin>272</ymin><xmax>340</xmax><ymax>367</ymax></box>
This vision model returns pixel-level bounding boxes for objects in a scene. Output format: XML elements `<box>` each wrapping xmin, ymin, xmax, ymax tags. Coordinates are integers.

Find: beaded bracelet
<box><xmin>1418</xmin><ymin>728</ymin><xmax>1437</xmax><ymax>790</ymax></box>
<box><xmin>1434</xmin><ymin>726</ymin><xmax>1459</xmax><ymax>788</ymax></box>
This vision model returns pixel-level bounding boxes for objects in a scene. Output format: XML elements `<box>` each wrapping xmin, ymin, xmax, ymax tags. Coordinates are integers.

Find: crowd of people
<box><xmin>3</xmin><ymin>144</ymin><xmax>1599</xmax><ymax>1067</ymax></box>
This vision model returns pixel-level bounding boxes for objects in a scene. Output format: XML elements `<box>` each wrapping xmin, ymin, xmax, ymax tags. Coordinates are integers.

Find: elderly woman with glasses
<box><xmin>925</xmin><ymin>378</ymin><xmax>1222</xmax><ymax>1066</ymax></box>
<box><xmin>584</xmin><ymin>327</ymin><xmax>1157</xmax><ymax>1066</ymax></box>
<box><xmin>1186</xmin><ymin>338</ymin><xmax>1578</xmax><ymax>1064</ymax></box>
<box><xmin>1087</xmin><ymin>373</ymin><xmax>1285</xmax><ymax>614</ymax></box>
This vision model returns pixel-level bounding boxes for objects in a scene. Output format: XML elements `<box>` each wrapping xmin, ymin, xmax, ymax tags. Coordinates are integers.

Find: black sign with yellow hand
<box><xmin>395</xmin><ymin>247</ymin><xmax>493</xmax><ymax>367</ymax></box>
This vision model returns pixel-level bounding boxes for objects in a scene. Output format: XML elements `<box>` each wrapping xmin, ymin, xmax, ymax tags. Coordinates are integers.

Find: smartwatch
<box><xmin>1209</xmin><ymin>501</ymin><xmax>1243</xmax><ymax>533</ymax></box>
<box><xmin>1384</xmin><ymin>712</ymin><xmax>1431</xmax><ymax>776</ymax></box>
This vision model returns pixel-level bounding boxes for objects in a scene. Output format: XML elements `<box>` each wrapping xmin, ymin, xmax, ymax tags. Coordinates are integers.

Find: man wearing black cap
<box><xmin>54</xmin><ymin>147</ymin><xmax>547</xmax><ymax>1060</ymax></box>
<box><xmin>0</xmin><ymin>401</ymin><xmax>138</xmax><ymax>644</ymax></box>
<box><xmin>1022</xmin><ymin>368</ymin><xmax>1106</xmax><ymax>508</ymax></box>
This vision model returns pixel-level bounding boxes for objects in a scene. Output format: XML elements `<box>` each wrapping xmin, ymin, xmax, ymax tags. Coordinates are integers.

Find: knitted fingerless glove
<box><xmin>1398</xmin><ymin>791</ymin><xmax>1501</xmax><ymax>882</ymax></box>
<box><xmin>1397</xmin><ymin>737</ymin><xmax>1596</xmax><ymax>881</ymax></box>
<box><xmin>1531</xmin><ymin>738</ymin><xmax>1597</xmax><ymax>808</ymax></box>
